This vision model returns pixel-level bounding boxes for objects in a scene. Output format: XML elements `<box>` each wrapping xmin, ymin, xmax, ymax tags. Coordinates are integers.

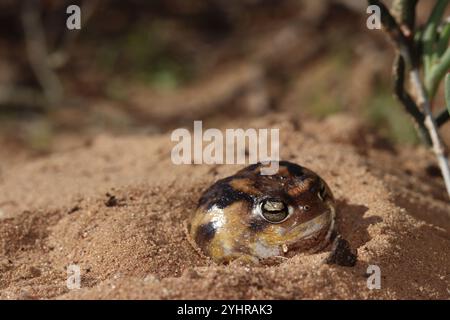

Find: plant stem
<box><xmin>370</xmin><ymin>0</ymin><xmax>450</xmax><ymax>199</ymax></box>
<box><xmin>436</xmin><ymin>108</ymin><xmax>450</xmax><ymax>127</ymax></box>
<box><xmin>393</xmin><ymin>54</ymin><xmax>431</xmax><ymax>144</ymax></box>
<box><xmin>392</xmin><ymin>0</ymin><xmax>418</xmax><ymax>32</ymax></box>
<box><xmin>446</xmin><ymin>73</ymin><xmax>450</xmax><ymax>115</ymax></box>
<box><xmin>410</xmin><ymin>69</ymin><xmax>450</xmax><ymax>198</ymax></box>
<box><xmin>369</xmin><ymin>0</ymin><xmax>417</xmax><ymax>67</ymax></box>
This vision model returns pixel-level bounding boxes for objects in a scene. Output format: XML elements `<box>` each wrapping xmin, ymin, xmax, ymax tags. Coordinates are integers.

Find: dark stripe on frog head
<box><xmin>198</xmin><ymin>177</ymin><xmax>254</xmax><ymax>210</ymax></box>
<box><xmin>195</xmin><ymin>221</ymin><xmax>216</xmax><ymax>246</ymax></box>
<box><xmin>198</xmin><ymin>161</ymin><xmax>306</xmax><ymax>211</ymax></box>
<box><xmin>279</xmin><ymin>161</ymin><xmax>305</xmax><ymax>177</ymax></box>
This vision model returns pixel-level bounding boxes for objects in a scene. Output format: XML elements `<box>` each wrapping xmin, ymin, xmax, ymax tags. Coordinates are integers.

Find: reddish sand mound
<box><xmin>0</xmin><ymin>114</ymin><xmax>449</xmax><ymax>299</ymax></box>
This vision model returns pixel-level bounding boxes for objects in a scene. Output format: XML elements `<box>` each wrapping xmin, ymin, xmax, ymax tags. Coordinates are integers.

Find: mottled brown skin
<box><xmin>187</xmin><ymin>161</ymin><xmax>336</xmax><ymax>264</ymax></box>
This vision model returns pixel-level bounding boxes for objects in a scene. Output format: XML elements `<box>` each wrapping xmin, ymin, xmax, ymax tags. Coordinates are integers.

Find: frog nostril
<box><xmin>301</xmin><ymin>205</ymin><xmax>311</xmax><ymax>211</ymax></box>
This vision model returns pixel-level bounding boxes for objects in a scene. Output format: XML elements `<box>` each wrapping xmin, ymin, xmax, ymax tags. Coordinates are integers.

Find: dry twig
<box><xmin>21</xmin><ymin>0</ymin><xmax>63</xmax><ymax>106</ymax></box>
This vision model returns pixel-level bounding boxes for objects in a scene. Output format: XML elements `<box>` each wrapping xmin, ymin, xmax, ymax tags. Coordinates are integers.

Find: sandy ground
<box><xmin>0</xmin><ymin>114</ymin><xmax>449</xmax><ymax>299</ymax></box>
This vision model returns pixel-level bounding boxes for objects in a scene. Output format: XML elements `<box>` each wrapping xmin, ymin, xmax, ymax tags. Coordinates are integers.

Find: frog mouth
<box><xmin>284</xmin><ymin>207</ymin><xmax>335</xmax><ymax>243</ymax></box>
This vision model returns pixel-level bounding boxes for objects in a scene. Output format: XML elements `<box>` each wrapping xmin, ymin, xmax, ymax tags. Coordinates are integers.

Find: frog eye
<box><xmin>260</xmin><ymin>199</ymin><xmax>289</xmax><ymax>223</ymax></box>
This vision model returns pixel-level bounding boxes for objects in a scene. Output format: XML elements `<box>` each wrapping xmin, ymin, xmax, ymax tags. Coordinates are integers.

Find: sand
<box><xmin>0</xmin><ymin>114</ymin><xmax>449</xmax><ymax>299</ymax></box>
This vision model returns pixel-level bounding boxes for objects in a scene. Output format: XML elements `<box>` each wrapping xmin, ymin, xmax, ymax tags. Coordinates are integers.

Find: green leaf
<box><xmin>422</xmin><ymin>0</ymin><xmax>449</xmax><ymax>74</ymax></box>
<box><xmin>437</xmin><ymin>22</ymin><xmax>450</xmax><ymax>56</ymax></box>
<box><xmin>426</xmin><ymin>46</ymin><xmax>450</xmax><ymax>98</ymax></box>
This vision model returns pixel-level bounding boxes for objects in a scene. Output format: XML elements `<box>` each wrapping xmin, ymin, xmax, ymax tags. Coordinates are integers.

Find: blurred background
<box><xmin>0</xmin><ymin>0</ymin><xmax>449</xmax><ymax>162</ymax></box>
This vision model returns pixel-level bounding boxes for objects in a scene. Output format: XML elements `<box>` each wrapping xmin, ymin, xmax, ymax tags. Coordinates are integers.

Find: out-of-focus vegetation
<box><xmin>0</xmin><ymin>0</ymin><xmax>447</xmax><ymax>156</ymax></box>
<box><xmin>365</xmin><ymin>88</ymin><xmax>419</xmax><ymax>144</ymax></box>
<box><xmin>97</xmin><ymin>22</ymin><xmax>194</xmax><ymax>91</ymax></box>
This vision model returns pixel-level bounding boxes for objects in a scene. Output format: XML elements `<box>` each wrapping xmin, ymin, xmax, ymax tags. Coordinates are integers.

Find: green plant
<box><xmin>368</xmin><ymin>0</ymin><xmax>450</xmax><ymax>199</ymax></box>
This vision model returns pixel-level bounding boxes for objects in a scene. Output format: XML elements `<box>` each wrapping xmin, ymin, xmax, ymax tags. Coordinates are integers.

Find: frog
<box><xmin>187</xmin><ymin>161</ymin><xmax>342</xmax><ymax>264</ymax></box>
